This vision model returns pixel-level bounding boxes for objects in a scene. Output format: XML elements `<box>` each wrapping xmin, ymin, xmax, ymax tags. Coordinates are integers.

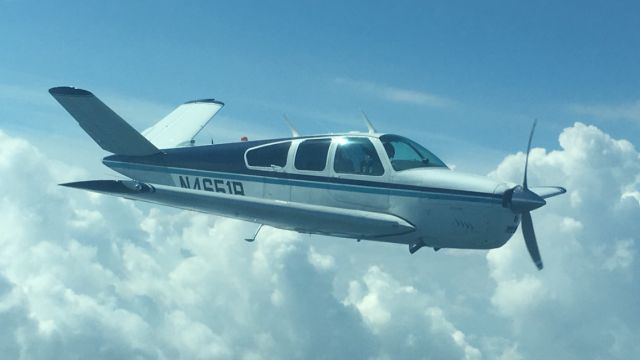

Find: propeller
<box><xmin>503</xmin><ymin>120</ymin><xmax>547</xmax><ymax>270</ymax></box>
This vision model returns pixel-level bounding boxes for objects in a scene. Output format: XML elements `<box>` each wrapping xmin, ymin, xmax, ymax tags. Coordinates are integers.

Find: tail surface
<box><xmin>49</xmin><ymin>86</ymin><xmax>161</xmax><ymax>156</ymax></box>
<box><xmin>142</xmin><ymin>98</ymin><xmax>224</xmax><ymax>149</ymax></box>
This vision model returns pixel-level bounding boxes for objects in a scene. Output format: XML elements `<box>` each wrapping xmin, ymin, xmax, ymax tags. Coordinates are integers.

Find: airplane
<box><xmin>49</xmin><ymin>86</ymin><xmax>566</xmax><ymax>270</ymax></box>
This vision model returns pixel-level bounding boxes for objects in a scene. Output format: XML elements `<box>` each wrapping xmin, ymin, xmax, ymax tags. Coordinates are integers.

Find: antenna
<box><xmin>361</xmin><ymin>111</ymin><xmax>376</xmax><ymax>134</ymax></box>
<box><xmin>205</xmin><ymin>123</ymin><xmax>215</xmax><ymax>145</ymax></box>
<box><xmin>283</xmin><ymin>114</ymin><xmax>300</xmax><ymax>137</ymax></box>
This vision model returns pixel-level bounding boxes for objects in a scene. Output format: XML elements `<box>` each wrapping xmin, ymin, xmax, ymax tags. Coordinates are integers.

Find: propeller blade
<box><xmin>523</xmin><ymin>119</ymin><xmax>537</xmax><ymax>190</ymax></box>
<box><xmin>521</xmin><ymin>211</ymin><xmax>543</xmax><ymax>270</ymax></box>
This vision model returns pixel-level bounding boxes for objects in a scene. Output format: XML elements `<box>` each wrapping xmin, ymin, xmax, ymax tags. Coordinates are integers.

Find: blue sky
<box><xmin>0</xmin><ymin>2</ymin><xmax>639</xmax><ymax>359</ymax></box>
<box><xmin>2</xmin><ymin>0</ymin><xmax>639</xmax><ymax>172</ymax></box>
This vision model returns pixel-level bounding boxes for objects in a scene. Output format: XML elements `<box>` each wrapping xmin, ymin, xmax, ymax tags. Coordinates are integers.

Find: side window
<box><xmin>295</xmin><ymin>138</ymin><xmax>331</xmax><ymax>171</ymax></box>
<box><xmin>334</xmin><ymin>137</ymin><xmax>384</xmax><ymax>176</ymax></box>
<box><xmin>246</xmin><ymin>142</ymin><xmax>291</xmax><ymax>168</ymax></box>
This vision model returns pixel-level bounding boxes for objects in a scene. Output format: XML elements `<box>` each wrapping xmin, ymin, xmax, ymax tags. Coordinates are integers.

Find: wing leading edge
<box><xmin>61</xmin><ymin>180</ymin><xmax>415</xmax><ymax>239</ymax></box>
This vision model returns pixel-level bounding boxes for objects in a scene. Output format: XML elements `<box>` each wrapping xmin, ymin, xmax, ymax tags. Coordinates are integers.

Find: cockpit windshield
<box><xmin>379</xmin><ymin>134</ymin><xmax>448</xmax><ymax>171</ymax></box>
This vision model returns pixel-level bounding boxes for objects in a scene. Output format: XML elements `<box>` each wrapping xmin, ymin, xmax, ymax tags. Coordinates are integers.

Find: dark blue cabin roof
<box><xmin>103</xmin><ymin>133</ymin><xmax>383</xmax><ymax>175</ymax></box>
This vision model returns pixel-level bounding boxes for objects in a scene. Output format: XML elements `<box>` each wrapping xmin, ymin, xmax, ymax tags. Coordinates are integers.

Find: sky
<box><xmin>0</xmin><ymin>1</ymin><xmax>639</xmax><ymax>359</ymax></box>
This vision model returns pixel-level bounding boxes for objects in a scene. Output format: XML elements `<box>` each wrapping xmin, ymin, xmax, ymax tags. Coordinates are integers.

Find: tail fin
<box><xmin>142</xmin><ymin>99</ymin><xmax>224</xmax><ymax>149</ymax></box>
<box><xmin>529</xmin><ymin>186</ymin><xmax>567</xmax><ymax>199</ymax></box>
<box><xmin>49</xmin><ymin>87</ymin><xmax>160</xmax><ymax>156</ymax></box>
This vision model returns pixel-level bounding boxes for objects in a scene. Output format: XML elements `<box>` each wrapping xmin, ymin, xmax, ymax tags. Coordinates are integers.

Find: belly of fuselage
<box><xmin>388</xmin><ymin>193</ymin><xmax>519</xmax><ymax>250</ymax></box>
<box><xmin>424</xmin><ymin>203</ymin><xmax>517</xmax><ymax>250</ymax></box>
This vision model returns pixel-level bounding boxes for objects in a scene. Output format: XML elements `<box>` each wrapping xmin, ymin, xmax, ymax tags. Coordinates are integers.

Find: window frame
<box><xmin>293</xmin><ymin>138</ymin><xmax>332</xmax><ymax>172</ymax></box>
<box><xmin>244</xmin><ymin>140</ymin><xmax>293</xmax><ymax>171</ymax></box>
<box><xmin>329</xmin><ymin>136</ymin><xmax>387</xmax><ymax>177</ymax></box>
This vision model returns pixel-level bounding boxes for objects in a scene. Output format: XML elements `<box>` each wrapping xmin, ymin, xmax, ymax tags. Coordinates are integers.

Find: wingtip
<box><xmin>59</xmin><ymin>182</ymin><xmax>81</xmax><ymax>189</ymax></box>
<box><xmin>183</xmin><ymin>98</ymin><xmax>224</xmax><ymax>106</ymax></box>
<box><xmin>49</xmin><ymin>86</ymin><xmax>93</xmax><ymax>96</ymax></box>
<box><xmin>58</xmin><ymin>180</ymin><xmax>111</xmax><ymax>191</ymax></box>
<box><xmin>58</xmin><ymin>180</ymin><xmax>154</xmax><ymax>194</ymax></box>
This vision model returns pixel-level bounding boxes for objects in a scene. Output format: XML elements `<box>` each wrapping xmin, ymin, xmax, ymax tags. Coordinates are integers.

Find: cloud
<box><xmin>487</xmin><ymin>122</ymin><xmax>640</xmax><ymax>358</ymax></box>
<box><xmin>0</xmin><ymin>129</ymin><xmax>375</xmax><ymax>359</ymax></box>
<box><xmin>602</xmin><ymin>239</ymin><xmax>635</xmax><ymax>271</ymax></box>
<box><xmin>0</xmin><ymin>121</ymin><xmax>639</xmax><ymax>359</ymax></box>
<box><xmin>568</xmin><ymin>100</ymin><xmax>640</xmax><ymax>122</ymax></box>
<box><xmin>343</xmin><ymin>266</ymin><xmax>482</xmax><ymax>360</ymax></box>
<box><xmin>334</xmin><ymin>78</ymin><xmax>457</xmax><ymax>108</ymax></box>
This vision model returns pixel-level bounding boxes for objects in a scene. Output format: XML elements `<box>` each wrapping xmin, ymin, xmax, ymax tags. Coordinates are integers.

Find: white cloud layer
<box><xmin>334</xmin><ymin>78</ymin><xmax>457</xmax><ymax>108</ymax></box>
<box><xmin>0</xmin><ymin>122</ymin><xmax>638</xmax><ymax>359</ymax></box>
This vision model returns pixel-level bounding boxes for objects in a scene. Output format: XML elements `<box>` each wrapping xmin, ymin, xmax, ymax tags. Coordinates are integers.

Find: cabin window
<box><xmin>333</xmin><ymin>137</ymin><xmax>384</xmax><ymax>176</ymax></box>
<box><xmin>246</xmin><ymin>141</ymin><xmax>291</xmax><ymax>168</ymax></box>
<box><xmin>380</xmin><ymin>134</ymin><xmax>448</xmax><ymax>171</ymax></box>
<box><xmin>295</xmin><ymin>138</ymin><xmax>331</xmax><ymax>171</ymax></box>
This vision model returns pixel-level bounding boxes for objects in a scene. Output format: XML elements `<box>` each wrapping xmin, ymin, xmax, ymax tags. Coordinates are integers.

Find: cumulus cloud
<box><xmin>0</xmin><ymin>121</ymin><xmax>638</xmax><ymax>359</ymax></box>
<box><xmin>0</xmin><ymin>129</ymin><xmax>374</xmax><ymax>359</ymax></box>
<box><xmin>487</xmin><ymin>122</ymin><xmax>640</xmax><ymax>359</ymax></box>
<box><xmin>343</xmin><ymin>266</ymin><xmax>482</xmax><ymax>359</ymax></box>
<box><xmin>334</xmin><ymin>78</ymin><xmax>457</xmax><ymax>108</ymax></box>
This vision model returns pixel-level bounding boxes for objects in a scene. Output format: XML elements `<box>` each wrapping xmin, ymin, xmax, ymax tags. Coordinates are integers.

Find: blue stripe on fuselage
<box><xmin>103</xmin><ymin>160</ymin><xmax>502</xmax><ymax>204</ymax></box>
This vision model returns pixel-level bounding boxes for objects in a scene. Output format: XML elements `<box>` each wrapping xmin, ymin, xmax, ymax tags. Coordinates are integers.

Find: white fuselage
<box><xmin>104</xmin><ymin>133</ymin><xmax>520</xmax><ymax>250</ymax></box>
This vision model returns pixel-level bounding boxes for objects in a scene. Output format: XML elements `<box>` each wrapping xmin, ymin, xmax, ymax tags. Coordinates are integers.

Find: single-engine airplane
<box><xmin>50</xmin><ymin>86</ymin><xmax>565</xmax><ymax>270</ymax></box>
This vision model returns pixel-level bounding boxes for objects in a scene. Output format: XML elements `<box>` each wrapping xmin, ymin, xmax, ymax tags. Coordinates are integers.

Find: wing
<box><xmin>61</xmin><ymin>180</ymin><xmax>415</xmax><ymax>239</ymax></box>
<box><xmin>142</xmin><ymin>99</ymin><xmax>224</xmax><ymax>149</ymax></box>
